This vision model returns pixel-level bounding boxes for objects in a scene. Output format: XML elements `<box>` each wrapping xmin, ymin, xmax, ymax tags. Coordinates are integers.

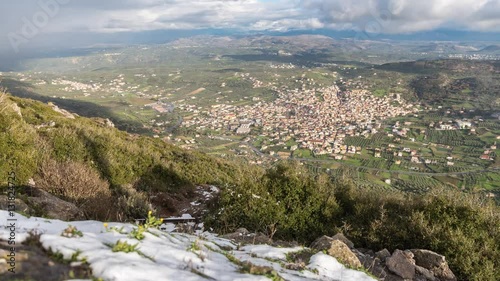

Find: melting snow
<box><xmin>0</xmin><ymin>211</ymin><xmax>375</xmax><ymax>281</ymax></box>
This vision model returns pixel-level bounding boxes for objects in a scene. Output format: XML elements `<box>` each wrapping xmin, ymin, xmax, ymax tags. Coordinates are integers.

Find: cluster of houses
<box><xmin>182</xmin><ymin>84</ymin><xmax>418</xmax><ymax>156</ymax></box>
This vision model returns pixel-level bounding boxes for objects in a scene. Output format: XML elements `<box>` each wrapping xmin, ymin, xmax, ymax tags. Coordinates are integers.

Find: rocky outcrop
<box><xmin>26</xmin><ymin>189</ymin><xmax>84</xmax><ymax>221</ymax></box>
<box><xmin>310</xmin><ymin>233</ymin><xmax>355</xmax><ymax>251</ymax></box>
<box><xmin>310</xmin><ymin>234</ymin><xmax>456</xmax><ymax>281</ymax></box>
<box><xmin>411</xmin><ymin>249</ymin><xmax>456</xmax><ymax>281</ymax></box>
<box><xmin>0</xmin><ymin>196</ymin><xmax>31</xmax><ymax>214</ymax></box>
<box><xmin>48</xmin><ymin>102</ymin><xmax>75</xmax><ymax>119</ymax></box>
<box><xmin>363</xmin><ymin>248</ymin><xmax>456</xmax><ymax>281</ymax></box>
<box><xmin>386</xmin><ymin>250</ymin><xmax>416</xmax><ymax>279</ymax></box>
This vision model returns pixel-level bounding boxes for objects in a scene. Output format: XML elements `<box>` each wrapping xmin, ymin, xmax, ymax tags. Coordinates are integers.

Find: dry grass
<box><xmin>35</xmin><ymin>158</ymin><xmax>114</xmax><ymax>220</ymax></box>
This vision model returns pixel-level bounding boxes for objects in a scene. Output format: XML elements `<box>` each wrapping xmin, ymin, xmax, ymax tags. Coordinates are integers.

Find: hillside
<box><xmin>0</xmin><ymin>91</ymin><xmax>262</xmax><ymax>221</ymax></box>
<box><xmin>1</xmin><ymin>92</ymin><xmax>499</xmax><ymax>280</ymax></box>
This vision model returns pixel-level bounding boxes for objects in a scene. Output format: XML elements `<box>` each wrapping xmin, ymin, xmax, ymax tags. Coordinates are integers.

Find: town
<box><xmin>181</xmin><ymin>84</ymin><xmax>418</xmax><ymax>157</ymax></box>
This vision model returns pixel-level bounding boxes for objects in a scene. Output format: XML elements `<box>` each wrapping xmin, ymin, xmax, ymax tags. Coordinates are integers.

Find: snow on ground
<box><xmin>0</xmin><ymin>211</ymin><xmax>375</xmax><ymax>281</ymax></box>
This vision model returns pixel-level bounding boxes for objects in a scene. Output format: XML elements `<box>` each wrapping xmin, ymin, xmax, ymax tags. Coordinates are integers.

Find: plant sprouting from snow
<box><xmin>129</xmin><ymin>211</ymin><xmax>164</xmax><ymax>240</ymax></box>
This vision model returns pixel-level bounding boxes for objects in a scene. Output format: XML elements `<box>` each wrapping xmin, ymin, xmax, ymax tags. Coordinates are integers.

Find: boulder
<box><xmin>310</xmin><ymin>235</ymin><xmax>334</xmax><ymax>251</ymax></box>
<box><xmin>386</xmin><ymin>249</ymin><xmax>416</xmax><ymax>279</ymax></box>
<box><xmin>0</xmin><ymin>196</ymin><xmax>32</xmax><ymax>214</ymax></box>
<box><xmin>376</xmin><ymin>248</ymin><xmax>392</xmax><ymax>261</ymax></box>
<box><xmin>354</xmin><ymin>251</ymin><xmax>387</xmax><ymax>279</ymax></box>
<box><xmin>331</xmin><ymin>233</ymin><xmax>354</xmax><ymax>249</ymax></box>
<box><xmin>415</xmin><ymin>265</ymin><xmax>436</xmax><ymax>281</ymax></box>
<box><xmin>27</xmin><ymin>189</ymin><xmax>84</xmax><ymax>221</ymax></box>
<box><xmin>327</xmin><ymin>240</ymin><xmax>362</xmax><ymax>269</ymax></box>
<box><xmin>385</xmin><ymin>272</ymin><xmax>406</xmax><ymax>281</ymax></box>
<box><xmin>310</xmin><ymin>233</ymin><xmax>354</xmax><ymax>251</ymax></box>
<box><xmin>411</xmin><ymin>249</ymin><xmax>456</xmax><ymax>281</ymax></box>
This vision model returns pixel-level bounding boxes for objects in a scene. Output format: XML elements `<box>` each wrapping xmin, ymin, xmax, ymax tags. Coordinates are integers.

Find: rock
<box><xmin>105</xmin><ymin>118</ymin><xmax>115</xmax><ymax>128</ymax></box>
<box><xmin>310</xmin><ymin>233</ymin><xmax>354</xmax><ymax>251</ymax></box>
<box><xmin>221</xmin><ymin>227</ymin><xmax>249</xmax><ymax>239</ymax></box>
<box><xmin>48</xmin><ymin>103</ymin><xmax>75</xmax><ymax>119</ymax></box>
<box><xmin>11</xmin><ymin>103</ymin><xmax>22</xmax><ymax>117</ymax></box>
<box><xmin>355</xmin><ymin>251</ymin><xmax>387</xmax><ymax>279</ymax></box>
<box><xmin>327</xmin><ymin>240</ymin><xmax>362</xmax><ymax>269</ymax></box>
<box><xmin>27</xmin><ymin>189</ymin><xmax>84</xmax><ymax>221</ymax></box>
<box><xmin>385</xmin><ymin>272</ymin><xmax>406</xmax><ymax>281</ymax></box>
<box><xmin>0</xmin><ymin>195</ymin><xmax>32</xmax><ymax>214</ymax></box>
<box><xmin>310</xmin><ymin>235</ymin><xmax>334</xmax><ymax>251</ymax></box>
<box><xmin>28</xmin><ymin>178</ymin><xmax>36</xmax><ymax>186</ymax></box>
<box><xmin>235</xmin><ymin>228</ymin><xmax>249</xmax><ymax>236</ymax></box>
<box><xmin>386</xmin><ymin>249</ymin><xmax>416</xmax><ymax>279</ymax></box>
<box><xmin>404</xmin><ymin>249</ymin><xmax>415</xmax><ymax>264</ymax></box>
<box><xmin>411</xmin><ymin>249</ymin><xmax>456</xmax><ymax>281</ymax></box>
<box><xmin>331</xmin><ymin>233</ymin><xmax>354</xmax><ymax>249</ymax></box>
<box><xmin>376</xmin><ymin>248</ymin><xmax>391</xmax><ymax>261</ymax></box>
<box><xmin>220</xmin><ymin>228</ymin><xmax>270</xmax><ymax>244</ymax></box>
<box><xmin>415</xmin><ymin>265</ymin><xmax>436</xmax><ymax>281</ymax></box>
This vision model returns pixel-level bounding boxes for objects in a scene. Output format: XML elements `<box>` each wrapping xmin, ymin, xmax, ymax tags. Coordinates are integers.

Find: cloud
<box><xmin>0</xmin><ymin>0</ymin><xmax>499</xmax><ymax>58</ymax></box>
<box><xmin>300</xmin><ymin>0</ymin><xmax>500</xmax><ymax>34</ymax></box>
<box><xmin>1</xmin><ymin>0</ymin><xmax>500</xmax><ymax>37</ymax></box>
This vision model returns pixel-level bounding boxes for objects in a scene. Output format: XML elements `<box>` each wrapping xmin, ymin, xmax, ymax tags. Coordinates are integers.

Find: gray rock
<box><xmin>310</xmin><ymin>233</ymin><xmax>355</xmax><ymax>251</ymax></box>
<box><xmin>27</xmin><ymin>189</ymin><xmax>84</xmax><ymax>221</ymax></box>
<box><xmin>331</xmin><ymin>233</ymin><xmax>355</xmax><ymax>249</ymax></box>
<box><xmin>376</xmin><ymin>248</ymin><xmax>392</xmax><ymax>261</ymax></box>
<box><xmin>386</xmin><ymin>249</ymin><xmax>416</xmax><ymax>279</ymax></box>
<box><xmin>355</xmin><ymin>252</ymin><xmax>387</xmax><ymax>279</ymax></box>
<box><xmin>310</xmin><ymin>235</ymin><xmax>334</xmax><ymax>251</ymax></box>
<box><xmin>411</xmin><ymin>249</ymin><xmax>456</xmax><ymax>281</ymax></box>
<box><xmin>411</xmin><ymin>249</ymin><xmax>445</xmax><ymax>270</ymax></box>
<box><xmin>415</xmin><ymin>265</ymin><xmax>436</xmax><ymax>281</ymax></box>
<box><xmin>235</xmin><ymin>227</ymin><xmax>249</xmax><ymax>235</ymax></box>
<box><xmin>0</xmin><ymin>195</ymin><xmax>32</xmax><ymax>214</ymax></box>
<box><xmin>384</xmin><ymin>272</ymin><xmax>406</xmax><ymax>281</ymax></box>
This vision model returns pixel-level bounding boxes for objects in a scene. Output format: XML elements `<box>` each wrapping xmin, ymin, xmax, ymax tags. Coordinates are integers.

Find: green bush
<box><xmin>206</xmin><ymin>162</ymin><xmax>340</xmax><ymax>241</ymax></box>
<box><xmin>207</xmin><ymin>162</ymin><xmax>500</xmax><ymax>281</ymax></box>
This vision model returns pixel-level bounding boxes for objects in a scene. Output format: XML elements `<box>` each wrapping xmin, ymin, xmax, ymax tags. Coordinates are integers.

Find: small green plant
<box><xmin>145</xmin><ymin>210</ymin><xmax>164</xmax><ymax>228</ymax></box>
<box><xmin>70</xmin><ymin>250</ymin><xmax>82</xmax><ymax>262</ymax></box>
<box><xmin>129</xmin><ymin>211</ymin><xmax>164</xmax><ymax>240</ymax></box>
<box><xmin>112</xmin><ymin>240</ymin><xmax>139</xmax><ymax>253</ymax></box>
<box><xmin>104</xmin><ymin>223</ymin><xmax>127</xmax><ymax>234</ymax></box>
<box><xmin>188</xmin><ymin>239</ymin><xmax>201</xmax><ymax>252</ymax></box>
<box><xmin>130</xmin><ymin>226</ymin><xmax>146</xmax><ymax>240</ymax></box>
<box><xmin>61</xmin><ymin>225</ymin><xmax>83</xmax><ymax>238</ymax></box>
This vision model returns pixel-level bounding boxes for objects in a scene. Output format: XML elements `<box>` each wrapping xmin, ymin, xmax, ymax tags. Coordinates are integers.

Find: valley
<box><xmin>1</xmin><ymin>36</ymin><xmax>499</xmax><ymax>194</ymax></box>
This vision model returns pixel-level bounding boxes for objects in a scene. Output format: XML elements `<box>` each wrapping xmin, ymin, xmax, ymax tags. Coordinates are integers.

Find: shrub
<box><xmin>206</xmin><ymin>161</ymin><xmax>340</xmax><ymax>241</ymax></box>
<box><xmin>34</xmin><ymin>158</ymin><xmax>114</xmax><ymax>220</ymax></box>
<box><xmin>207</xmin><ymin>162</ymin><xmax>500</xmax><ymax>281</ymax></box>
<box><xmin>115</xmin><ymin>184</ymin><xmax>154</xmax><ymax>220</ymax></box>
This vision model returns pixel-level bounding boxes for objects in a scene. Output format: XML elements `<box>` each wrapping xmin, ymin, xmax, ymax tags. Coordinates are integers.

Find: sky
<box><xmin>0</xmin><ymin>0</ymin><xmax>499</xmax><ymax>61</ymax></box>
